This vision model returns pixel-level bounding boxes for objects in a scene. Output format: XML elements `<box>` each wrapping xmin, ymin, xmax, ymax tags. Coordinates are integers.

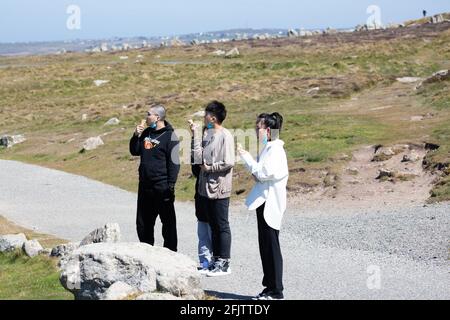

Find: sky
<box><xmin>0</xmin><ymin>0</ymin><xmax>449</xmax><ymax>43</ymax></box>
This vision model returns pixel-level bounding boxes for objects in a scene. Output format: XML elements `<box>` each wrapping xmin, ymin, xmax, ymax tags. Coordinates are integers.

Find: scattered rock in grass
<box><xmin>23</xmin><ymin>239</ymin><xmax>44</xmax><ymax>257</ymax></box>
<box><xmin>81</xmin><ymin>136</ymin><xmax>104</xmax><ymax>152</ymax></box>
<box><xmin>0</xmin><ymin>233</ymin><xmax>28</xmax><ymax>252</ymax></box>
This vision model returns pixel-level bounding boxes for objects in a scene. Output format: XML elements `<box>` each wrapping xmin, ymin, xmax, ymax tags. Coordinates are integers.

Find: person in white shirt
<box><xmin>238</xmin><ymin>112</ymin><xmax>288</xmax><ymax>300</ymax></box>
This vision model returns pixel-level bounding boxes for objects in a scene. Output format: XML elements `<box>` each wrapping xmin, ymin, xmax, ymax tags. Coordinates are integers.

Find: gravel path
<box><xmin>0</xmin><ymin>159</ymin><xmax>448</xmax><ymax>300</ymax></box>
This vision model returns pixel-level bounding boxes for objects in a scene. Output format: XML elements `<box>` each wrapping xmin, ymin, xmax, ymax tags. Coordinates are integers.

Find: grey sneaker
<box><xmin>206</xmin><ymin>259</ymin><xmax>231</xmax><ymax>277</ymax></box>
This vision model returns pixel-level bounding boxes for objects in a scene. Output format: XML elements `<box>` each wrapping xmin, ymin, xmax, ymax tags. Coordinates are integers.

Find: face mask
<box><xmin>207</xmin><ymin>122</ymin><xmax>214</xmax><ymax>129</ymax></box>
<box><xmin>262</xmin><ymin>135</ymin><xmax>268</xmax><ymax>145</ymax></box>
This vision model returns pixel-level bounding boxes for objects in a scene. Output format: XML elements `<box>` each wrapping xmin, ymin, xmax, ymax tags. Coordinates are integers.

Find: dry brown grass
<box><xmin>0</xmin><ymin>215</ymin><xmax>67</xmax><ymax>248</ymax></box>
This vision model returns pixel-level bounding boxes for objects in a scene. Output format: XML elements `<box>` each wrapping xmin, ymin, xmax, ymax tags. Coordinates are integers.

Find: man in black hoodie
<box><xmin>130</xmin><ymin>104</ymin><xmax>180</xmax><ymax>251</ymax></box>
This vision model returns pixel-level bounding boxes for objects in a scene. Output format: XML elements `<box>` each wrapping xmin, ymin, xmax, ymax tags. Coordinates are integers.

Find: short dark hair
<box><xmin>205</xmin><ymin>100</ymin><xmax>227</xmax><ymax>124</ymax></box>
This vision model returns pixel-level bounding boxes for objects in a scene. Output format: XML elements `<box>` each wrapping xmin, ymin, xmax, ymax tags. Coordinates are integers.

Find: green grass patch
<box><xmin>0</xmin><ymin>250</ymin><xmax>72</xmax><ymax>300</ymax></box>
<box><xmin>283</xmin><ymin>114</ymin><xmax>389</xmax><ymax>162</ymax></box>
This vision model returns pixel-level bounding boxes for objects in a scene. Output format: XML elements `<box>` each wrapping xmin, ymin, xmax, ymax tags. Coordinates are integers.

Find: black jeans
<box><xmin>201</xmin><ymin>196</ymin><xmax>231</xmax><ymax>259</ymax></box>
<box><xmin>257</xmin><ymin>203</ymin><xmax>284</xmax><ymax>293</ymax></box>
<box><xmin>136</xmin><ymin>182</ymin><xmax>177</xmax><ymax>252</ymax></box>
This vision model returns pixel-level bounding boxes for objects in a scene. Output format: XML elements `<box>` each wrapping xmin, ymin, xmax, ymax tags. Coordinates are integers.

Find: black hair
<box><xmin>256</xmin><ymin>112</ymin><xmax>284</xmax><ymax>140</ymax></box>
<box><xmin>205</xmin><ymin>100</ymin><xmax>227</xmax><ymax>124</ymax></box>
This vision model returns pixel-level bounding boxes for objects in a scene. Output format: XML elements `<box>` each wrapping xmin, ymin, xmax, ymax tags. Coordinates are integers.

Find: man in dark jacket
<box><xmin>130</xmin><ymin>104</ymin><xmax>180</xmax><ymax>251</ymax></box>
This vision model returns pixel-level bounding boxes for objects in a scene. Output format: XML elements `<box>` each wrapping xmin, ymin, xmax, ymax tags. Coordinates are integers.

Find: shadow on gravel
<box><xmin>205</xmin><ymin>290</ymin><xmax>254</xmax><ymax>300</ymax></box>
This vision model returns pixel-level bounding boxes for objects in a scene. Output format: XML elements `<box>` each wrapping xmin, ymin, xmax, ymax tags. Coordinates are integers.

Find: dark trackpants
<box><xmin>256</xmin><ymin>203</ymin><xmax>284</xmax><ymax>293</ymax></box>
<box><xmin>201</xmin><ymin>196</ymin><xmax>231</xmax><ymax>259</ymax></box>
<box><xmin>136</xmin><ymin>182</ymin><xmax>177</xmax><ymax>252</ymax></box>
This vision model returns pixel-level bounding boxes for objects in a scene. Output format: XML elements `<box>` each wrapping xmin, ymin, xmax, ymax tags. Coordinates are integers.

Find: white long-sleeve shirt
<box><xmin>240</xmin><ymin>139</ymin><xmax>289</xmax><ymax>230</ymax></box>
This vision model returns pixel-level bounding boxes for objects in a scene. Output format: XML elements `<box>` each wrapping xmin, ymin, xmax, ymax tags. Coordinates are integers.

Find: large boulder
<box><xmin>136</xmin><ymin>292</ymin><xmax>183</xmax><ymax>300</ymax></box>
<box><xmin>103</xmin><ymin>281</ymin><xmax>139</xmax><ymax>300</ymax></box>
<box><xmin>60</xmin><ymin>242</ymin><xmax>204</xmax><ymax>300</ymax></box>
<box><xmin>23</xmin><ymin>239</ymin><xmax>44</xmax><ymax>257</ymax></box>
<box><xmin>80</xmin><ymin>223</ymin><xmax>121</xmax><ymax>246</ymax></box>
<box><xmin>0</xmin><ymin>233</ymin><xmax>27</xmax><ymax>252</ymax></box>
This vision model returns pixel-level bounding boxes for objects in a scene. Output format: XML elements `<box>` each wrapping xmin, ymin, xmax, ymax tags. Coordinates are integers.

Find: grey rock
<box><xmin>103</xmin><ymin>281</ymin><xmax>140</xmax><ymax>300</ymax></box>
<box><xmin>60</xmin><ymin>242</ymin><xmax>204</xmax><ymax>300</ymax></box>
<box><xmin>402</xmin><ymin>153</ymin><xmax>420</xmax><ymax>163</ymax></box>
<box><xmin>0</xmin><ymin>233</ymin><xmax>27</xmax><ymax>252</ymax></box>
<box><xmin>307</xmin><ymin>87</ymin><xmax>320</xmax><ymax>94</ymax></box>
<box><xmin>416</xmin><ymin>70</ymin><xmax>449</xmax><ymax>89</ymax></box>
<box><xmin>287</xmin><ymin>29</ymin><xmax>299</xmax><ymax>37</ymax></box>
<box><xmin>81</xmin><ymin>136</ymin><xmax>104</xmax><ymax>151</ymax></box>
<box><xmin>0</xmin><ymin>135</ymin><xmax>26</xmax><ymax>148</ymax></box>
<box><xmin>225</xmin><ymin>48</ymin><xmax>240</xmax><ymax>58</ymax></box>
<box><xmin>23</xmin><ymin>239</ymin><xmax>44</xmax><ymax>257</ymax></box>
<box><xmin>376</xmin><ymin>168</ymin><xmax>395</xmax><ymax>179</ymax></box>
<box><xmin>93</xmin><ymin>80</ymin><xmax>109</xmax><ymax>87</ymax></box>
<box><xmin>396</xmin><ymin>77</ymin><xmax>422</xmax><ymax>83</ymax></box>
<box><xmin>51</xmin><ymin>242</ymin><xmax>80</xmax><ymax>258</ymax></box>
<box><xmin>104</xmin><ymin>118</ymin><xmax>120</xmax><ymax>126</ymax></box>
<box><xmin>430</xmin><ymin>14</ymin><xmax>444</xmax><ymax>24</ymax></box>
<box><xmin>80</xmin><ymin>223</ymin><xmax>121</xmax><ymax>246</ymax></box>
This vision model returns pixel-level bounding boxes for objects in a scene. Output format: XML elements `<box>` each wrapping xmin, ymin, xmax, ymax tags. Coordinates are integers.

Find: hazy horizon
<box><xmin>0</xmin><ymin>0</ymin><xmax>449</xmax><ymax>43</ymax></box>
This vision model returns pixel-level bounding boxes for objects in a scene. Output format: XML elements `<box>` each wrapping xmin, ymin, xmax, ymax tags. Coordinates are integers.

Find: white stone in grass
<box><xmin>0</xmin><ymin>233</ymin><xmax>27</xmax><ymax>252</ymax></box>
<box><xmin>81</xmin><ymin>136</ymin><xmax>104</xmax><ymax>151</ymax></box>
<box><xmin>23</xmin><ymin>239</ymin><xmax>44</xmax><ymax>257</ymax></box>
<box><xmin>93</xmin><ymin>80</ymin><xmax>109</xmax><ymax>87</ymax></box>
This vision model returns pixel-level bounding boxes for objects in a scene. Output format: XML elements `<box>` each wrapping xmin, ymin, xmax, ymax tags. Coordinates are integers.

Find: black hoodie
<box><xmin>129</xmin><ymin>121</ymin><xmax>180</xmax><ymax>189</ymax></box>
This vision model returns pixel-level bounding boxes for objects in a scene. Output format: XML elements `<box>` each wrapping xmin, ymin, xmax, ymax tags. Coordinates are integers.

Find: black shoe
<box><xmin>254</xmin><ymin>291</ymin><xmax>284</xmax><ymax>300</ymax></box>
<box><xmin>252</xmin><ymin>288</ymin><xmax>271</xmax><ymax>300</ymax></box>
<box><xmin>206</xmin><ymin>258</ymin><xmax>231</xmax><ymax>277</ymax></box>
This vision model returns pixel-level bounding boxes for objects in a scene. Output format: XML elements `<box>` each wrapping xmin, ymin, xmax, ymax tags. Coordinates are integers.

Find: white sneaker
<box><xmin>198</xmin><ymin>268</ymin><xmax>210</xmax><ymax>275</ymax></box>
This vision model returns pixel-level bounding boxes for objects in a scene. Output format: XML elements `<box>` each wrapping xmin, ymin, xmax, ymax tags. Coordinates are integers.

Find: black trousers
<box><xmin>136</xmin><ymin>183</ymin><xmax>177</xmax><ymax>252</ymax></box>
<box><xmin>256</xmin><ymin>203</ymin><xmax>284</xmax><ymax>293</ymax></box>
<box><xmin>201</xmin><ymin>196</ymin><xmax>231</xmax><ymax>259</ymax></box>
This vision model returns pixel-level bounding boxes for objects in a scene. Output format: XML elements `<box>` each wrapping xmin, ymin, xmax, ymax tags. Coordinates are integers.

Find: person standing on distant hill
<box><xmin>189</xmin><ymin>101</ymin><xmax>235</xmax><ymax>277</ymax></box>
<box><xmin>238</xmin><ymin>112</ymin><xmax>289</xmax><ymax>300</ymax></box>
<box><xmin>130</xmin><ymin>104</ymin><xmax>180</xmax><ymax>252</ymax></box>
<box><xmin>423</xmin><ymin>10</ymin><xmax>427</xmax><ymax>17</ymax></box>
